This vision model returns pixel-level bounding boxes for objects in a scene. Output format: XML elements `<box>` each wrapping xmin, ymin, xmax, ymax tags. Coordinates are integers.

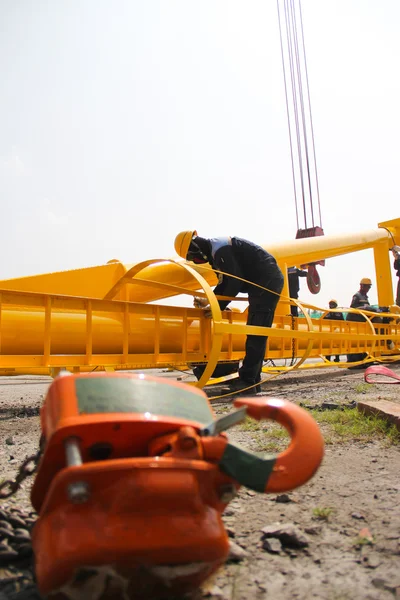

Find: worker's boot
<box><xmin>224</xmin><ymin>378</ymin><xmax>261</xmax><ymax>396</ymax></box>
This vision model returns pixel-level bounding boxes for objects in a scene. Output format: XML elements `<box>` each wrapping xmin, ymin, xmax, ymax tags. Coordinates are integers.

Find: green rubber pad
<box><xmin>75</xmin><ymin>377</ymin><xmax>213</xmax><ymax>425</ymax></box>
<box><xmin>219</xmin><ymin>442</ymin><xmax>277</xmax><ymax>492</ymax></box>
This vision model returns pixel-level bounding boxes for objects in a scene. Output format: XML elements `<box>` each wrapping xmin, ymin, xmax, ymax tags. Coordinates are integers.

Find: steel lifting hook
<box><xmin>201</xmin><ymin>397</ymin><xmax>324</xmax><ymax>494</ymax></box>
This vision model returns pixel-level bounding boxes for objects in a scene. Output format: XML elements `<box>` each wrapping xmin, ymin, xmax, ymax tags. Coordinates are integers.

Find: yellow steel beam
<box><xmin>1</xmin><ymin>220</ymin><xmax>399</xmax><ymax>305</ymax></box>
<box><xmin>0</xmin><ymin>221</ymin><xmax>399</xmax><ymax>380</ymax></box>
<box><xmin>0</xmin><ymin>281</ymin><xmax>398</xmax><ymax>379</ymax></box>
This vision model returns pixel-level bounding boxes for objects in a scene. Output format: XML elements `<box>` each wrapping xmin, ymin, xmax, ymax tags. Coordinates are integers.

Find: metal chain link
<box><xmin>0</xmin><ymin>441</ymin><xmax>42</xmax><ymax>500</ymax></box>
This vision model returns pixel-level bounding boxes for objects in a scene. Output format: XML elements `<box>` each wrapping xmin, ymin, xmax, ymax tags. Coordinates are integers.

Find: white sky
<box><xmin>1</xmin><ymin>1</ymin><xmax>399</xmax><ymax>310</ymax></box>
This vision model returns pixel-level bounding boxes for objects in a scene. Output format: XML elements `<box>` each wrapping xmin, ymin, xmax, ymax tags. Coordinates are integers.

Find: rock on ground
<box><xmin>0</xmin><ymin>369</ymin><xmax>399</xmax><ymax>600</ymax></box>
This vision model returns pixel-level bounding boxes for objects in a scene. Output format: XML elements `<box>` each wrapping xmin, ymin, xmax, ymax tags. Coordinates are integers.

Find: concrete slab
<box><xmin>357</xmin><ymin>399</ymin><xmax>400</xmax><ymax>430</ymax></box>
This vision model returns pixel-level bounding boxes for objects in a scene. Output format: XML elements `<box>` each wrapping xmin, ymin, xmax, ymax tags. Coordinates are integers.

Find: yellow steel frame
<box><xmin>0</xmin><ymin>263</ymin><xmax>398</xmax><ymax>380</ymax></box>
<box><xmin>0</xmin><ymin>219</ymin><xmax>400</xmax><ymax>381</ymax></box>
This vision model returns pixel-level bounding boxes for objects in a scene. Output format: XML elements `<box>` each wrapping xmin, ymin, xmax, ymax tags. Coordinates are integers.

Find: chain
<box><xmin>0</xmin><ymin>439</ymin><xmax>43</xmax><ymax>500</ymax></box>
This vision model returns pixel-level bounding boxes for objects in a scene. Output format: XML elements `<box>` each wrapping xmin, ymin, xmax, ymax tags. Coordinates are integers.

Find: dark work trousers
<box><xmin>397</xmin><ymin>279</ymin><xmax>400</xmax><ymax>307</ymax></box>
<box><xmin>239</xmin><ymin>274</ymin><xmax>284</xmax><ymax>384</ymax></box>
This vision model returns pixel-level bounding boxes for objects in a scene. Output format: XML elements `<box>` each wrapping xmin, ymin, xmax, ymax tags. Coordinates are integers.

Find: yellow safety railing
<box><xmin>0</xmin><ymin>276</ymin><xmax>399</xmax><ymax>380</ymax></box>
<box><xmin>2</xmin><ymin>213</ymin><xmax>400</xmax><ymax>382</ymax></box>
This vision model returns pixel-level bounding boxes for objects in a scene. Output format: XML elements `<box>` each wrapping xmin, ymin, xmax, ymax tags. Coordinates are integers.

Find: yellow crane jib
<box><xmin>0</xmin><ymin>219</ymin><xmax>398</xmax><ymax>381</ymax></box>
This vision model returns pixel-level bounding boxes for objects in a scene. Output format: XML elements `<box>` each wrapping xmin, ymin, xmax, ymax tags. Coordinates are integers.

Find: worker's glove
<box><xmin>366</xmin><ymin>306</ymin><xmax>379</xmax><ymax>313</ymax></box>
<box><xmin>203</xmin><ymin>308</ymin><xmax>212</xmax><ymax>319</ymax></box>
<box><xmin>193</xmin><ymin>297</ymin><xmax>209</xmax><ymax>309</ymax></box>
<box><xmin>379</xmin><ymin>306</ymin><xmax>390</xmax><ymax>313</ymax></box>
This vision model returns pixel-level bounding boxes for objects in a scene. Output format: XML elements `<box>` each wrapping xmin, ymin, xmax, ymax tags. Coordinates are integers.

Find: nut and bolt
<box><xmin>67</xmin><ymin>481</ymin><xmax>90</xmax><ymax>504</ymax></box>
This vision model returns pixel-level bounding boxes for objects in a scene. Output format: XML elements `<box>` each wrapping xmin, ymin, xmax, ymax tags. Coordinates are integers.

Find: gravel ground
<box><xmin>0</xmin><ymin>365</ymin><xmax>399</xmax><ymax>599</ymax></box>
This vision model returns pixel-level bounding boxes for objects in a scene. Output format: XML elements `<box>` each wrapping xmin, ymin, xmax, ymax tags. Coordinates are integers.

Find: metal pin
<box><xmin>65</xmin><ymin>437</ymin><xmax>82</xmax><ymax>467</ymax></box>
<box><xmin>64</xmin><ymin>438</ymin><xmax>90</xmax><ymax>503</ymax></box>
<box><xmin>67</xmin><ymin>481</ymin><xmax>90</xmax><ymax>504</ymax></box>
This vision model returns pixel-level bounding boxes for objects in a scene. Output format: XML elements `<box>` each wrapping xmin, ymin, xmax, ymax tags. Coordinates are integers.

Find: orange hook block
<box><xmin>30</xmin><ymin>373</ymin><xmax>323</xmax><ymax>599</ymax></box>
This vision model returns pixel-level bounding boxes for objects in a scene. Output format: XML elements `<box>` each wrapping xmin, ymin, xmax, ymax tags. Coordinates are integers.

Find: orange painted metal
<box><xmin>31</xmin><ymin>372</ymin><xmax>324</xmax><ymax>598</ymax></box>
<box><xmin>234</xmin><ymin>397</ymin><xmax>324</xmax><ymax>492</ymax></box>
<box><xmin>32</xmin><ymin>373</ymin><xmax>233</xmax><ymax>597</ymax></box>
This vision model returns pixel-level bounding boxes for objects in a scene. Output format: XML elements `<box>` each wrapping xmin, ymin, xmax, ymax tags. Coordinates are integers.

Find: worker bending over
<box><xmin>174</xmin><ymin>231</ymin><xmax>284</xmax><ymax>395</ymax></box>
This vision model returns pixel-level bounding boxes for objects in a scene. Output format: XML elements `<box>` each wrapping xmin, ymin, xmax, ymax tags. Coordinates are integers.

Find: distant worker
<box><xmin>346</xmin><ymin>278</ymin><xmax>382</xmax><ymax>366</ymax></box>
<box><xmin>288</xmin><ymin>267</ymin><xmax>308</xmax><ymax>317</ymax></box>
<box><xmin>391</xmin><ymin>245</ymin><xmax>400</xmax><ymax>306</ymax></box>
<box><xmin>323</xmin><ymin>299</ymin><xmax>344</xmax><ymax>362</ymax></box>
<box><xmin>174</xmin><ymin>231</ymin><xmax>284</xmax><ymax>394</ymax></box>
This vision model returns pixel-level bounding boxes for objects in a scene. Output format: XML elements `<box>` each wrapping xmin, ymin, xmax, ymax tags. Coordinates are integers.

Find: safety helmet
<box><xmin>329</xmin><ymin>299</ymin><xmax>338</xmax><ymax>306</ymax></box>
<box><xmin>360</xmin><ymin>277</ymin><xmax>372</xmax><ymax>286</ymax></box>
<box><xmin>174</xmin><ymin>230</ymin><xmax>197</xmax><ymax>259</ymax></box>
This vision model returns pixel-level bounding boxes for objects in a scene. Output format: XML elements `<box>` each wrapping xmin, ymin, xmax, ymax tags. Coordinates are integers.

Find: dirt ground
<box><xmin>0</xmin><ymin>364</ymin><xmax>399</xmax><ymax>600</ymax></box>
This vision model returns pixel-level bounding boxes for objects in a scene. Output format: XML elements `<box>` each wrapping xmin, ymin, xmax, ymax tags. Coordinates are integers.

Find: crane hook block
<box><xmin>30</xmin><ymin>372</ymin><xmax>324</xmax><ymax>599</ymax></box>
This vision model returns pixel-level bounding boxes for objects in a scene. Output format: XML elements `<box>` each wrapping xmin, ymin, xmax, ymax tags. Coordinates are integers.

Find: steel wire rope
<box><xmin>180</xmin><ymin>264</ymin><xmax>400</xmax><ymax>394</ymax></box>
<box><xmin>379</xmin><ymin>227</ymin><xmax>396</xmax><ymax>249</ymax></box>
<box><xmin>284</xmin><ymin>0</ymin><xmax>307</xmax><ymax>227</ymax></box>
<box><xmin>277</xmin><ymin>0</ymin><xmax>300</xmax><ymax>230</ymax></box>
<box><xmin>286</xmin><ymin>0</ymin><xmax>307</xmax><ymax>226</ymax></box>
<box><xmin>194</xmin><ymin>264</ymin><xmax>338</xmax><ymax>323</ymax></box>
<box><xmin>289</xmin><ymin>0</ymin><xmax>315</xmax><ymax>227</ymax></box>
<box><xmin>198</xmin><ymin>266</ymin><xmax>398</xmax><ymax>349</ymax></box>
<box><xmin>191</xmin><ymin>264</ymin><xmax>315</xmax><ymax>380</ymax></box>
<box><xmin>277</xmin><ymin>0</ymin><xmax>322</xmax><ymax>231</ymax></box>
<box><xmin>290</xmin><ymin>313</ymin><xmax>296</xmax><ymax>366</ymax></box>
<box><xmin>190</xmin><ymin>262</ymin><xmax>312</xmax><ymax>389</ymax></box>
<box><xmin>194</xmin><ymin>264</ymin><xmax>285</xmax><ymax>301</ymax></box>
<box><xmin>298</xmin><ymin>0</ymin><xmax>322</xmax><ymax>227</ymax></box>
<box><xmin>204</xmin><ymin>265</ymin><xmax>400</xmax><ymax>375</ymax></box>
<box><xmin>194</xmin><ymin>263</ymin><xmax>316</xmax><ymax>331</ymax></box>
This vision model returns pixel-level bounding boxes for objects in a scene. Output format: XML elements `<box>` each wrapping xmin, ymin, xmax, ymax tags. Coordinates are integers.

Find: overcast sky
<box><xmin>1</xmin><ymin>1</ymin><xmax>399</xmax><ymax>310</ymax></box>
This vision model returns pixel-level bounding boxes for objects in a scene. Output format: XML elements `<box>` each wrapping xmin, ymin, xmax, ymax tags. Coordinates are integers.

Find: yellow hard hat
<box><xmin>329</xmin><ymin>299</ymin><xmax>338</xmax><ymax>306</ymax></box>
<box><xmin>360</xmin><ymin>277</ymin><xmax>372</xmax><ymax>285</ymax></box>
<box><xmin>174</xmin><ymin>230</ymin><xmax>197</xmax><ymax>259</ymax></box>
